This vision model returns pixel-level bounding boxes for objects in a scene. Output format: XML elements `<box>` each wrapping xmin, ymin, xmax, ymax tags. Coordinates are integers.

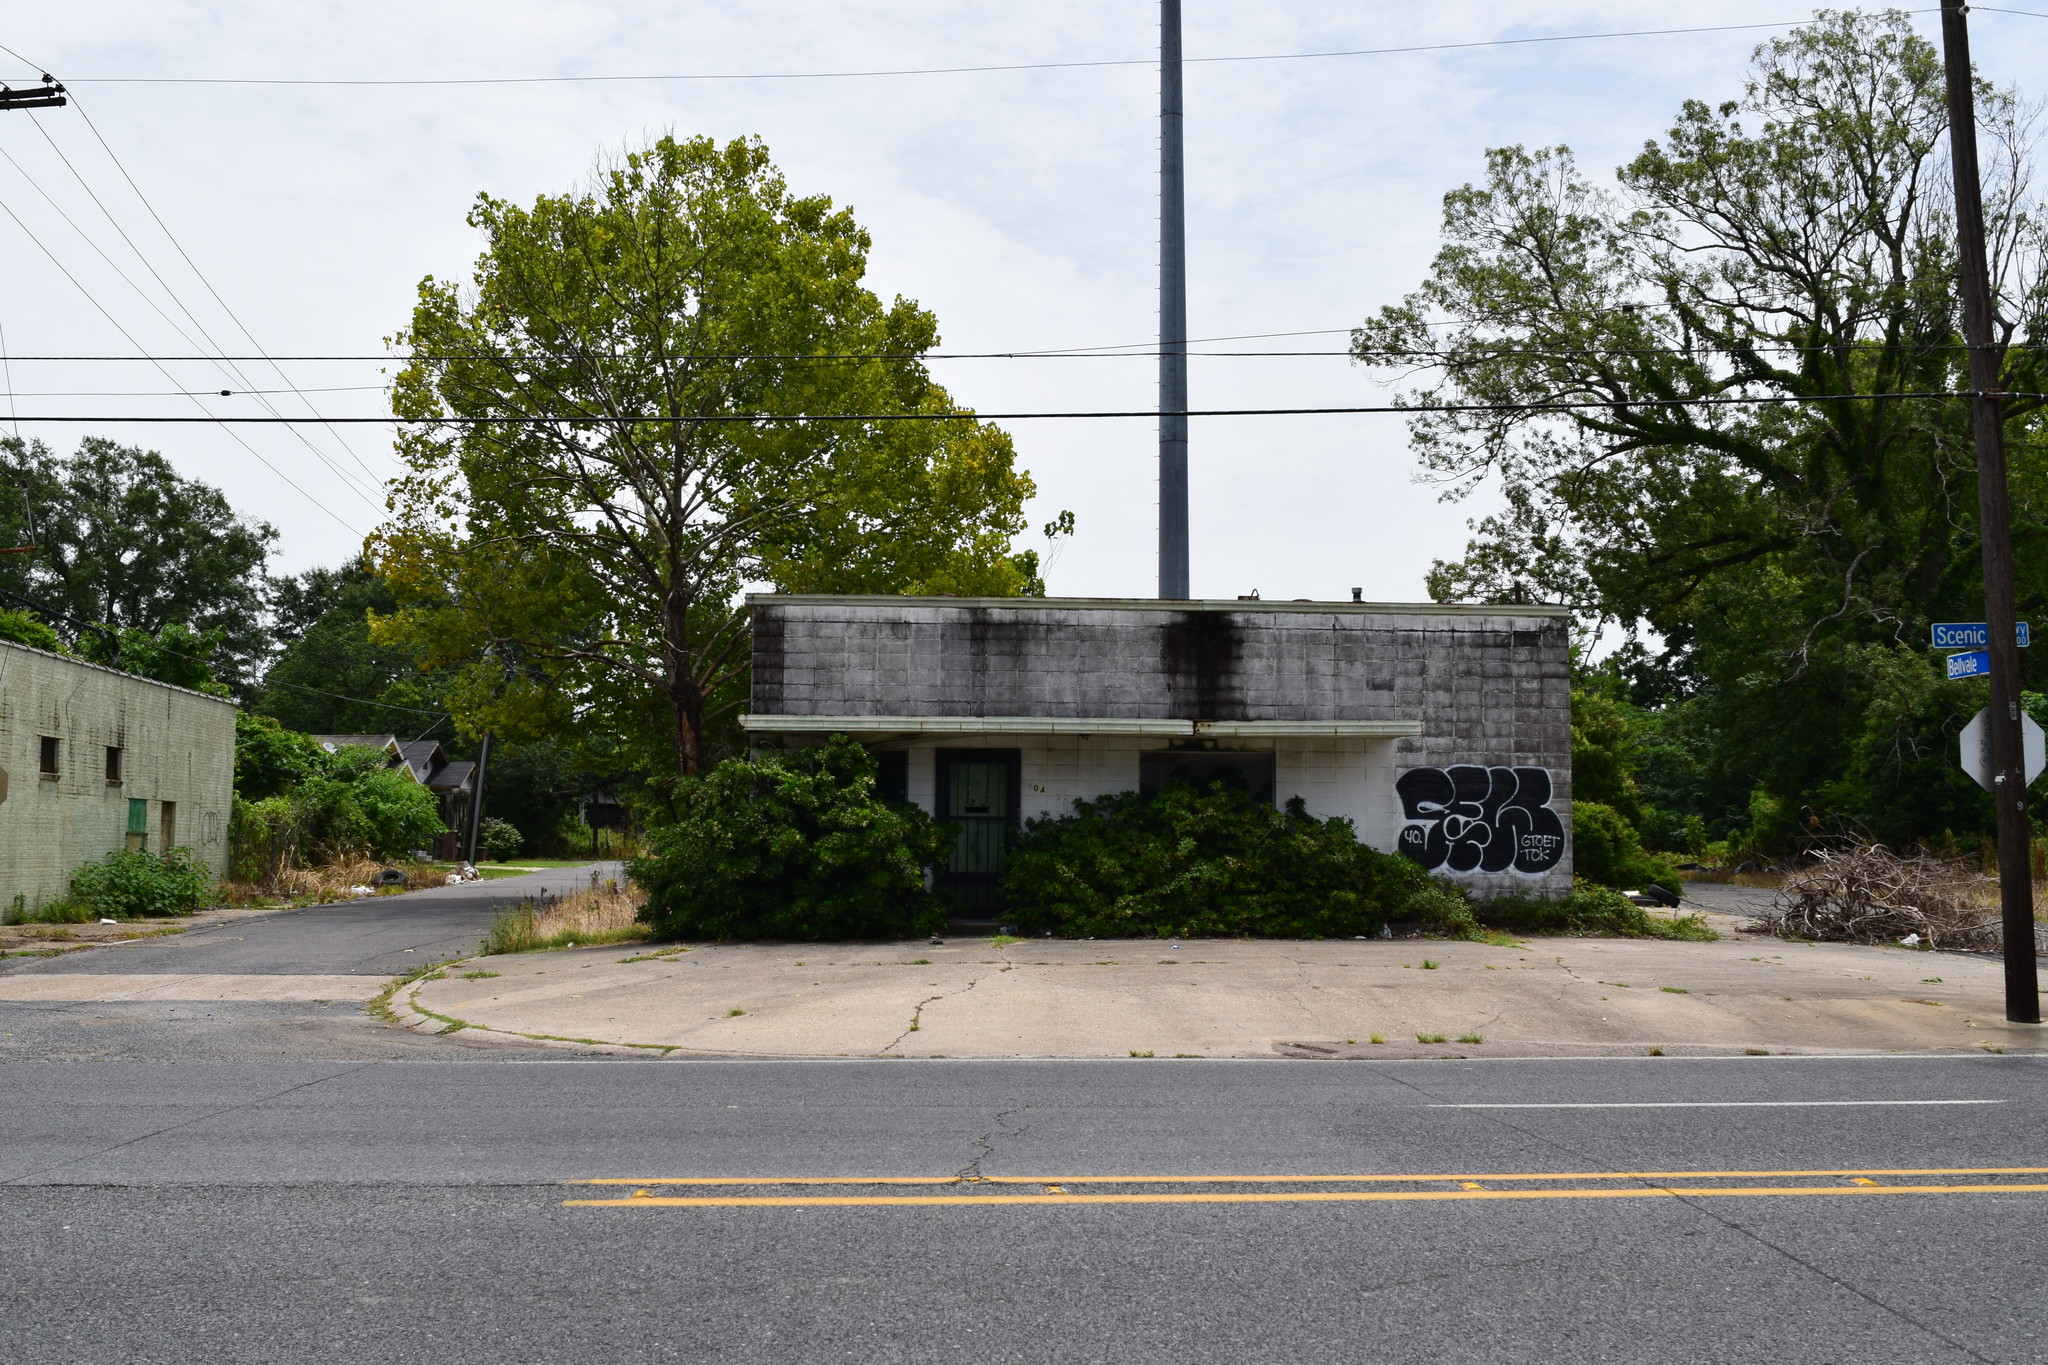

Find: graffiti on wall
<box><xmin>1395</xmin><ymin>765</ymin><xmax>1566</xmax><ymax>875</ymax></box>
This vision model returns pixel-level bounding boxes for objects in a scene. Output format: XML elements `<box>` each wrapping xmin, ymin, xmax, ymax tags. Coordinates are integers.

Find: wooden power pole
<box><xmin>1941</xmin><ymin>0</ymin><xmax>2041</xmax><ymax>1025</ymax></box>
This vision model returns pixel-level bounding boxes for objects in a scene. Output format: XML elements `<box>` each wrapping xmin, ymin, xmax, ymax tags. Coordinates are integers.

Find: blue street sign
<box><xmin>1947</xmin><ymin>649</ymin><xmax>1992</xmax><ymax>680</ymax></box>
<box><xmin>1931</xmin><ymin>621</ymin><xmax>2031</xmax><ymax>649</ymax></box>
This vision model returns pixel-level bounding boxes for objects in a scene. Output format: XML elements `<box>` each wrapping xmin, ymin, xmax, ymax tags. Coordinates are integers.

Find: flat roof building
<box><xmin>0</xmin><ymin>639</ymin><xmax>235</xmax><ymax>911</ymax></box>
<box><xmin>743</xmin><ymin>595</ymin><xmax>1574</xmax><ymax>909</ymax></box>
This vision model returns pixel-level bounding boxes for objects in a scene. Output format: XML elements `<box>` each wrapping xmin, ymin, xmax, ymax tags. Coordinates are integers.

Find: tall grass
<box><xmin>482</xmin><ymin>878</ymin><xmax>649</xmax><ymax>955</ymax></box>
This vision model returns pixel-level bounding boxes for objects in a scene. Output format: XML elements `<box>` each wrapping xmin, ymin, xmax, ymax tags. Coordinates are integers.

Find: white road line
<box><xmin>1431</xmin><ymin>1100</ymin><xmax>2004</xmax><ymax>1108</ymax></box>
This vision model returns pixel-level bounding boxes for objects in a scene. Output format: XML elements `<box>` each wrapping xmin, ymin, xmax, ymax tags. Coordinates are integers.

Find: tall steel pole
<box><xmin>1941</xmin><ymin>0</ymin><xmax>2040</xmax><ymax>1024</ymax></box>
<box><xmin>1157</xmin><ymin>0</ymin><xmax>1190</xmax><ymax>599</ymax></box>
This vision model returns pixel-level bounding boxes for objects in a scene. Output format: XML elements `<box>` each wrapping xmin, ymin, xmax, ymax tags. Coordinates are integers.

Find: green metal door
<box><xmin>937</xmin><ymin>751</ymin><xmax>1019</xmax><ymax>915</ymax></box>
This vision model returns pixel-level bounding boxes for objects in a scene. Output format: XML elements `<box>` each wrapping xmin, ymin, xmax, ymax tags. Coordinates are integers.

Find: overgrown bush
<box><xmin>1473</xmin><ymin>883</ymin><xmax>1717</xmax><ymax>941</ymax></box>
<box><xmin>630</xmin><ymin>736</ymin><xmax>952</xmax><ymax>940</ymax></box>
<box><xmin>68</xmin><ymin>848</ymin><xmax>212</xmax><ymax>918</ymax></box>
<box><xmin>1571</xmin><ymin>800</ymin><xmax>1682</xmax><ymax>895</ymax></box>
<box><xmin>479</xmin><ymin>817</ymin><xmax>523</xmax><ymax>862</ymax></box>
<box><xmin>999</xmin><ymin>777</ymin><xmax>1454</xmax><ymax>938</ymax></box>
<box><xmin>284</xmin><ymin>747</ymin><xmax>446</xmax><ymax>860</ymax></box>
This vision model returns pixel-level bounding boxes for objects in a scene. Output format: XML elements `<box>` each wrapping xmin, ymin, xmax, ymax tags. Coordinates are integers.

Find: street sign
<box><xmin>1931</xmin><ymin>621</ymin><xmax>2031</xmax><ymax>648</ymax></box>
<box><xmin>1959</xmin><ymin>707</ymin><xmax>2047</xmax><ymax>792</ymax></box>
<box><xmin>1947</xmin><ymin>649</ymin><xmax>1992</xmax><ymax>680</ymax></box>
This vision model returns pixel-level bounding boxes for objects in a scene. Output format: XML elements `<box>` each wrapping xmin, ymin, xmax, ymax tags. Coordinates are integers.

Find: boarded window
<box><xmin>39</xmin><ymin>736</ymin><xmax>59</xmax><ymax>775</ymax></box>
<box><xmin>875</xmin><ymin>751</ymin><xmax>909</xmax><ymax>804</ymax></box>
<box><xmin>160</xmin><ymin>800</ymin><xmax>178</xmax><ymax>850</ymax></box>
<box><xmin>105</xmin><ymin>746</ymin><xmax>123</xmax><ymax>781</ymax></box>
<box><xmin>1140</xmin><ymin>750</ymin><xmax>1275</xmax><ymax>804</ymax></box>
<box><xmin>127</xmin><ymin>798</ymin><xmax>149</xmax><ymax>837</ymax></box>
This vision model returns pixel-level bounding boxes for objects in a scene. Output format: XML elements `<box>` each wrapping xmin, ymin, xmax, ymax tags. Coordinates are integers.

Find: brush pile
<box><xmin>1759</xmin><ymin>843</ymin><xmax>2042</xmax><ymax>951</ymax></box>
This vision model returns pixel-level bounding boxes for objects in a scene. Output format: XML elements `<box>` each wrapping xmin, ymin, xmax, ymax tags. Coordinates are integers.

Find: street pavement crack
<box><xmin>0</xmin><ymin>1060</ymin><xmax>383</xmax><ymax>1186</ymax></box>
<box><xmin>956</xmin><ymin>1101</ymin><xmax>1029</xmax><ymax>1182</ymax></box>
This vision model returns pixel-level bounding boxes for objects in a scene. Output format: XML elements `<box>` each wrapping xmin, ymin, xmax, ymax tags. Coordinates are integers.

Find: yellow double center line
<box><xmin>564</xmin><ymin>1166</ymin><xmax>2048</xmax><ymax>1208</ymax></box>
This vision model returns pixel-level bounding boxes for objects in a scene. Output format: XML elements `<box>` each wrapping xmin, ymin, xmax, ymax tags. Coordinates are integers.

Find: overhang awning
<box><xmin>738</xmin><ymin>714</ymin><xmax>1422</xmax><ymax>738</ymax></box>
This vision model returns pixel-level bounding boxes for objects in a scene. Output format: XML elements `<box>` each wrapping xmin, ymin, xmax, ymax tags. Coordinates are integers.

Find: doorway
<box><xmin>935</xmin><ymin>749</ymin><xmax>1020</xmax><ymax>917</ymax></box>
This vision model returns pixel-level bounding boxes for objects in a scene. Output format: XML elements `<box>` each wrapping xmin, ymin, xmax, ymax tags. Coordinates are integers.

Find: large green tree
<box><xmin>258</xmin><ymin>557</ymin><xmax>451</xmax><ymax>735</ymax></box>
<box><xmin>0</xmin><ymin>435</ymin><xmax>276</xmax><ymax>684</ymax></box>
<box><xmin>1354</xmin><ymin>10</ymin><xmax>2048</xmax><ymax>842</ymax></box>
<box><xmin>373</xmin><ymin>134</ymin><xmax>1047</xmax><ymax>779</ymax></box>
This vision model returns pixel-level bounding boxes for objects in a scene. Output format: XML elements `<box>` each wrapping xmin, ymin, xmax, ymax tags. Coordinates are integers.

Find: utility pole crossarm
<box><xmin>0</xmin><ymin>76</ymin><xmax>67</xmax><ymax>111</ymax></box>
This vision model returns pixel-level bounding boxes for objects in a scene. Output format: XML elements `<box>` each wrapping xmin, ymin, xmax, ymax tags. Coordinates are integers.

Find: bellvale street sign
<box><xmin>1931</xmin><ymin>621</ymin><xmax>2032</xmax><ymax>649</ymax></box>
<box><xmin>1947</xmin><ymin>650</ymin><xmax>1992</xmax><ymax>680</ymax></box>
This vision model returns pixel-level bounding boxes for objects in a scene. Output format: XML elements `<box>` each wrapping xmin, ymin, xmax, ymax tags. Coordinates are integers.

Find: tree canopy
<box><xmin>0</xmin><ymin>435</ymin><xmax>276</xmax><ymax>685</ymax></box>
<box><xmin>372</xmin><ymin>134</ymin><xmax>1048</xmax><ymax>781</ymax></box>
<box><xmin>1354</xmin><ymin>10</ymin><xmax>2048</xmax><ymax>846</ymax></box>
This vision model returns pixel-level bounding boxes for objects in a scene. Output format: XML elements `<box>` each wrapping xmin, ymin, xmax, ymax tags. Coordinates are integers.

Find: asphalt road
<box><xmin>0</xmin><ymin>865</ymin><xmax>620</xmax><ymax>1062</ymax></box>
<box><xmin>4</xmin><ymin>877</ymin><xmax>2047</xmax><ymax>1363</ymax></box>
<box><xmin>3</xmin><ymin>1051</ymin><xmax>2045</xmax><ymax>1363</ymax></box>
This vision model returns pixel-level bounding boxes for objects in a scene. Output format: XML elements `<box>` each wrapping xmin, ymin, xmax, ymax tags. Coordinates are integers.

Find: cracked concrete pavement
<box><xmin>398</xmin><ymin>920</ymin><xmax>2048</xmax><ymax>1059</ymax></box>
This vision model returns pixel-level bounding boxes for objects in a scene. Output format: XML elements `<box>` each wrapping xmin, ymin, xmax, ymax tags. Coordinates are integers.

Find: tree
<box><xmin>258</xmin><ymin>557</ymin><xmax>452</xmax><ymax>734</ymax></box>
<box><xmin>371</xmin><ymin>134</ymin><xmax>1046</xmax><ymax>781</ymax></box>
<box><xmin>1353</xmin><ymin>10</ymin><xmax>2045</xmax><ymax>842</ymax></box>
<box><xmin>0</xmin><ymin>436</ymin><xmax>276</xmax><ymax>684</ymax></box>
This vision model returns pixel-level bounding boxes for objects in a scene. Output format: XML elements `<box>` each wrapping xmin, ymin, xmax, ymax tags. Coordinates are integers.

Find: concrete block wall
<box><xmin>750</xmin><ymin>596</ymin><xmax>1573</xmax><ymax>897</ymax></box>
<box><xmin>0</xmin><ymin>640</ymin><xmax>236</xmax><ymax>911</ymax></box>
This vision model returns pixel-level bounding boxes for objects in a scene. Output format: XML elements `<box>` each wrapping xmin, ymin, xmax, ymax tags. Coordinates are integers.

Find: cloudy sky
<box><xmin>3</xmin><ymin>3</ymin><xmax>2046</xmax><ymax>599</ymax></box>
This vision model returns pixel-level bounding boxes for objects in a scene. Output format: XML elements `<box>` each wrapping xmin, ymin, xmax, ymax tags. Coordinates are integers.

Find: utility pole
<box><xmin>463</xmin><ymin>731</ymin><xmax>494</xmax><ymax>865</ymax></box>
<box><xmin>0</xmin><ymin>74</ymin><xmax>66</xmax><ymax>111</ymax></box>
<box><xmin>1941</xmin><ymin>0</ymin><xmax>2040</xmax><ymax>1025</ymax></box>
<box><xmin>1158</xmin><ymin>0</ymin><xmax>1190</xmax><ymax>600</ymax></box>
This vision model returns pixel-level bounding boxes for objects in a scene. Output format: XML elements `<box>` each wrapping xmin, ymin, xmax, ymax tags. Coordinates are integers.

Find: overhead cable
<box><xmin>0</xmin><ymin>390</ymin><xmax>2022</xmax><ymax>425</ymax></box>
<box><xmin>18</xmin><ymin>19</ymin><xmax>1873</xmax><ymax>86</ymax></box>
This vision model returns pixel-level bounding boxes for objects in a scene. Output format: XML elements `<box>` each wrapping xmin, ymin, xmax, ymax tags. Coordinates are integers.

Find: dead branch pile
<box><xmin>1759</xmin><ymin>843</ymin><xmax>2036</xmax><ymax>951</ymax></box>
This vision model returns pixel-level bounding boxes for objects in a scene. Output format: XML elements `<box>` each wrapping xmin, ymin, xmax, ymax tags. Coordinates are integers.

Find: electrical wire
<box><xmin>0</xmin><ymin>141</ymin><xmax>384</xmax><ymax>505</ymax></box>
<box><xmin>0</xmin><ymin>318</ymin><xmax>18</xmax><ymax>440</ymax></box>
<box><xmin>56</xmin><ymin>91</ymin><xmax>391</xmax><ymax>487</ymax></box>
<box><xmin>0</xmin><ymin>390</ymin><xmax>2021</xmax><ymax>425</ymax></box>
<box><xmin>14</xmin><ymin>18</ymin><xmax>1879</xmax><ymax>87</ymax></box>
<box><xmin>0</xmin><ymin>583</ymin><xmax>447</xmax><ymax>717</ymax></box>
<box><xmin>22</xmin><ymin>103</ymin><xmax>387</xmax><ymax>491</ymax></box>
<box><xmin>2</xmin><ymin>338</ymin><xmax>2035</xmax><ymax>363</ymax></box>
<box><xmin>0</xmin><ymin>197</ymin><xmax>360</xmax><ymax>531</ymax></box>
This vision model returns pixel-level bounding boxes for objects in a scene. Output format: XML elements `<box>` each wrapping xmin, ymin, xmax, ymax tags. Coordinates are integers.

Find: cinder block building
<box><xmin>743</xmin><ymin>595</ymin><xmax>1573</xmax><ymax>906</ymax></box>
<box><xmin>0</xmin><ymin>640</ymin><xmax>236</xmax><ymax>911</ymax></box>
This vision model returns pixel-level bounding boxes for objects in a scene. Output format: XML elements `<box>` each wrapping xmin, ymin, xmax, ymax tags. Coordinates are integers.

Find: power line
<box><xmin>0</xmin><ymin>137</ymin><xmax>384</xmax><ymax>504</ymax></box>
<box><xmin>0</xmin><ymin>390</ymin><xmax>2020</xmax><ymax>425</ymax></box>
<box><xmin>4</xmin><ymin>339</ymin><xmax>2035</xmax><ymax>363</ymax></box>
<box><xmin>0</xmin><ymin>583</ymin><xmax>447</xmax><ymax>717</ymax></box>
<box><xmin>18</xmin><ymin>18</ymin><xmax>1865</xmax><ymax>87</ymax></box>
<box><xmin>0</xmin><ymin>194</ymin><xmax>360</xmax><ymax>529</ymax></box>
<box><xmin>56</xmin><ymin>91</ymin><xmax>389</xmax><ymax>487</ymax></box>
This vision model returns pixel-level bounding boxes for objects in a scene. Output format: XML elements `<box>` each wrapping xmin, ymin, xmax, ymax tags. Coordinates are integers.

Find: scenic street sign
<box><xmin>1947</xmin><ymin>649</ymin><xmax>1992</xmax><ymax>680</ymax></box>
<box><xmin>1959</xmin><ymin>708</ymin><xmax>2048</xmax><ymax>791</ymax></box>
<box><xmin>1931</xmin><ymin>621</ymin><xmax>2032</xmax><ymax>648</ymax></box>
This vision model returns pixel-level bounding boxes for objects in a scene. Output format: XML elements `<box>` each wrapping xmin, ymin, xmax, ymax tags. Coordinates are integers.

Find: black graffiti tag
<box><xmin>1395</xmin><ymin>766</ymin><xmax>1566</xmax><ymax>875</ymax></box>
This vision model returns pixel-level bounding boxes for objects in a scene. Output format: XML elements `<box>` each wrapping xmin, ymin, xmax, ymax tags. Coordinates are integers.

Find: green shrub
<box><xmin>999</xmin><ymin>777</ymin><xmax>1453</xmax><ymax>938</ymax></box>
<box><xmin>479</xmin><ymin>817</ymin><xmax>523</xmax><ymax>862</ymax></box>
<box><xmin>290</xmin><ymin>760</ymin><xmax>446</xmax><ymax>860</ymax></box>
<box><xmin>1476</xmin><ymin>883</ymin><xmax>1716</xmax><ymax>941</ymax></box>
<box><xmin>1572</xmin><ymin>800</ymin><xmax>1682</xmax><ymax>895</ymax></box>
<box><xmin>233</xmin><ymin>712</ymin><xmax>333</xmax><ymax>801</ymax></box>
<box><xmin>630</xmin><ymin>736</ymin><xmax>952</xmax><ymax>941</ymax></box>
<box><xmin>68</xmin><ymin>847</ymin><xmax>212</xmax><ymax>918</ymax></box>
